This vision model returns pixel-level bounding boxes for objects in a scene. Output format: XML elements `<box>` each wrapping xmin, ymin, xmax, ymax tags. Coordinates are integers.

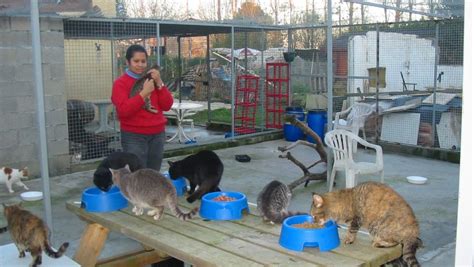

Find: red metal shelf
<box><xmin>265</xmin><ymin>62</ymin><xmax>289</xmax><ymax>129</ymax></box>
<box><xmin>234</xmin><ymin>75</ymin><xmax>259</xmax><ymax>134</ymax></box>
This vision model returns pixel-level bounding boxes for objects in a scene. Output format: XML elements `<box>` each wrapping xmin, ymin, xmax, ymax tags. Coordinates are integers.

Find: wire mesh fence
<box><xmin>330</xmin><ymin>19</ymin><xmax>463</xmax><ymax>150</ymax></box>
<box><xmin>0</xmin><ymin>14</ymin><xmax>464</xmax><ymax>173</ymax></box>
<box><xmin>60</xmin><ymin>18</ymin><xmax>465</xmax><ymax>165</ymax></box>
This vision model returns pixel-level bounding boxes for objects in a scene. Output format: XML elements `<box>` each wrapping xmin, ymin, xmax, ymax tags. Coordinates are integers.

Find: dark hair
<box><xmin>125</xmin><ymin>45</ymin><xmax>148</xmax><ymax>62</ymax></box>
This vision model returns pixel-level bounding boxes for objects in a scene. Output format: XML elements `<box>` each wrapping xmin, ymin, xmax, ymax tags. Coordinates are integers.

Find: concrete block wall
<box><xmin>0</xmin><ymin>16</ymin><xmax>70</xmax><ymax>178</ymax></box>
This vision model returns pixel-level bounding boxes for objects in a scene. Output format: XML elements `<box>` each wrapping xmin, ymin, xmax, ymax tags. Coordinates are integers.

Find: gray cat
<box><xmin>257</xmin><ymin>180</ymin><xmax>307</xmax><ymax>224</ymax></box>
<box><xmin>110</xmin><ymin>165</ymin><xmax>198</xmax><ymax>221</ymax></box>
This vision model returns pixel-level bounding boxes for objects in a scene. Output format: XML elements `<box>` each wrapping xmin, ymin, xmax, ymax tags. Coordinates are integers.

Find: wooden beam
<box><xmin>96</xmin><ymin>249</ymin><xmax>170</xmax><ymax>267</ymax></box>
<box><xmin>74</xmin><ymin>223</ymin><xmax>110</xmax><ymax>267</ymax></box>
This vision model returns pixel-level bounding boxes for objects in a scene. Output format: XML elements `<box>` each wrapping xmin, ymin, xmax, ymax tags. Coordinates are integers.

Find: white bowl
<box><xmin>406</xmin><ymin>176</ymin><xmax>428</xmax><ymax>185</ymax></box>
<box><xmin>20</xmin><ymin>191</ymin><xmax>43</xmax><ymax>201</ymax></box>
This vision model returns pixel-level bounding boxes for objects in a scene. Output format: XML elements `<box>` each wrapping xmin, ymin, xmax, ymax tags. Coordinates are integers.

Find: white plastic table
<box><xmin>167</xmin><ymin>102</ymin><xmax>203</xmax><ymax>143</ymax></box>
<box><xmin>90</xmin><ymin>99</ymin><xmax>114</xmax><ymax>133</ymax></box>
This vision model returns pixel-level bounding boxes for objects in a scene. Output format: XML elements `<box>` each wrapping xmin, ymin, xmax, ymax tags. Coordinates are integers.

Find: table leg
<box><xmin>178</xmin><ymin>109</ymin><xmax>195</xmax><ymax>143</ymax></box>
<box><xmin>74</xmin><ymin>223</ymin><xmax>110</xmax><ymax>267</ymax></box>
<box><xmin>96</xmin><ymin>104</ymin><xmax>112</xmax><ymax>133</ymax></box>
<box><xmin>166</xmin><ymin>110</ymin><xmax>180</xmax><ymax>142</ymax></box>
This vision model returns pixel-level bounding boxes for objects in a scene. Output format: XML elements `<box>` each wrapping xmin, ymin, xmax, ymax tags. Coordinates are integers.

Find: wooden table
<box><xmin>66</xmin><ymin>200</ymin><xmax>401</xmax><ymax>267</ymax></box>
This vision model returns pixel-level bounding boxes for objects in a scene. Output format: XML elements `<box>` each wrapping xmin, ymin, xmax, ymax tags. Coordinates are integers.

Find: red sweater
<box><xmin>111</xmin><ymin>73</ymin><xmax>174</xmax><ymax>135</ymax></box>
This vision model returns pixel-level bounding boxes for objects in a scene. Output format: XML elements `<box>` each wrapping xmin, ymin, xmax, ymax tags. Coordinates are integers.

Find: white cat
<box><xmin>0</xmin><ymin>167</ymin><xmax>29</xmax><ymax>193</ymax></box>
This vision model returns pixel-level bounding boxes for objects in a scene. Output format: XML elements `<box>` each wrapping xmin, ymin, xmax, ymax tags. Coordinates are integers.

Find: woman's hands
<box><xmin>139</xmin><ymin>78</ymin><xmax>155</xmax><ymax>99</ymax></box>
<box><xmin>139</xmin><ymin>68</ymin><xmax>164</xmax><ymax>99</ymax></box>
<box><xmin>147</xmin><ymin>68</ymin><xmax>164</xmax><ymax>89</ymax></box>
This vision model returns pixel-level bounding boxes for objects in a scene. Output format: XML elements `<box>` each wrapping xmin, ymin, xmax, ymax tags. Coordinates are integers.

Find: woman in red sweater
<box><xmin>111</xmin><ymin>45</ymin><xmax>173</xmax><ymax>170</ymax></box>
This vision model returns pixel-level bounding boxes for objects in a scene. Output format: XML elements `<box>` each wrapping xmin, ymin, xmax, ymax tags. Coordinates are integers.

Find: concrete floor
<box><xmin>0</xmin><ymin>139</ymin><xmax>460</xmax><ymax>266</ymax></box>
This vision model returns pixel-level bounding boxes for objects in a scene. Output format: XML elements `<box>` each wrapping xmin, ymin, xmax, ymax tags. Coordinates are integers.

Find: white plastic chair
<box><xmin>334</xmin><ymin>102</ymin><xmax>373</xmax><ymax>141</ymax></box>
<box><xmin>324</xmin><ymin>129</ymin><xmax>384</xmax><ymax>191</ymax></box>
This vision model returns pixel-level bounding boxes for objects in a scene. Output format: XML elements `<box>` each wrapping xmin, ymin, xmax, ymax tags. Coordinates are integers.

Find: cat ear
<box><xmin>124</xmin><ymin>164</ymin><xmax>131</xmax><ymax>172</ymax></box>
<box><xmin>108</xmin><ymin>168</ymin><xmax>115</xmax><ymax>175</ymax></box>
<box><xmin>167</xmin><ymin>161</ymin><xmax>174</xmax><ymax>166</ymax></box>
<box><xmin>312</xmin><ymin>193</ymin><xmax>324</xmax><ymax>208</ymax></box>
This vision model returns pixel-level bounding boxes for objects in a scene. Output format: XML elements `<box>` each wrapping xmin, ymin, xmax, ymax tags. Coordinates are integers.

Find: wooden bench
<box><xmin>66</xmin><ymin>199</ymin><xmax>401</xmax><ymax>266</ymax></box>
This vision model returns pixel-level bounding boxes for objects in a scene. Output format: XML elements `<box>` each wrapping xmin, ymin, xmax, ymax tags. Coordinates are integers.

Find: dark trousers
<box><xmin>121</xmin><ymin>131</ymin><xmax>165</xmax><ymax>171</ymax></box>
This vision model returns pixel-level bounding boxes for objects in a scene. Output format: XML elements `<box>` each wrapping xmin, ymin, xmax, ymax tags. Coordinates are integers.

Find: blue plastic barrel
<box><xmin>307</xmin><ymin>109</ymin><xmax>327</xmax><ymax>143</ymax></box>
<box><xmin>284</xmin><ymin>107</ymin><xmax>305</xmax><ymax>142</ymax></box>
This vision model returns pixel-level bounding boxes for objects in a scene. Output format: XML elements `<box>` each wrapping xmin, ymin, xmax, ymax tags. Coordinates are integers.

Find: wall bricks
<box><xmin>15</xmin><ymin>47</ymin><xmax>33</xmax><ymax>64</ymax></box>
<box><xmin>0</xmin><ymin>130</ymin><xmax>18</xmax><ymax>149</ymax></box>
<box><xmin>0</xmin><ymin>65</ymin><xmax>15</xmax><ymax>82</ymax></box>
<box><xmin>0</xmin><ymin>47</ymin><xmax>18</xmax><ymax>63</ymax></box>
<box><xmin>0</xmin><ymin>81</ymin><xmax>33</xmax><ymax>97</ymax></box>
<box><xmin>0</xmin><ymin>16</ymin><xmax>70</xmax><ymax>177</ymax></box>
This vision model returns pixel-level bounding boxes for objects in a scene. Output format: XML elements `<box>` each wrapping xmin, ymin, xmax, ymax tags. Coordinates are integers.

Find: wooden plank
<box><xmin>74</xmin><ymin>223</ymin><xmax>109</xmax><ymax>267</ymax></box>
<box><xmin>96</xmin><ymin>249</ymin><xmax>169</xmax><ymax>267</ymax></box>
<box><xmin>239</xmin><ymin>209</ymin><xmax>401</xmax><ymax>267</ymax></box>
<box><xmin>121</xmin><ymin>208</ymin><xmax>318</xmax><ymax>266</ymax></box>
<box><xmin>172</xmin><ymin>211</ymin><xmax>365</xmax><ymax>266</ymax></box>
<box><xmin>179</xmin><ymin>199</ymin><xmax>401</xmax><ymax>267</ymax></box>
<box><xmin>66</xmin><ymin>201</ymin><xmax>262</xmax><ymax>267</ymax></box>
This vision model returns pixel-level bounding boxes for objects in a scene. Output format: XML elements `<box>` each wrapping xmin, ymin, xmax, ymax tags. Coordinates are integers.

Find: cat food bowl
<box><xmin>406</xmin><ymin>176</ymin><xmax>428</xmax><ymax>185</ymax></box>
<box><xmin>199</xmin><ymin>191</ymin><xmax>249</xmax><ymax>221</ymax></box>
<box><xmin>20</xmin><ymin>191</ymin><xmax>43</xmax><ymax>201</ymax></box>
<box><xmin>163</xmin><ymin>171</ymin><xmax>187</xmax><ymax>197</ymax></box>
<box><xmin>279</xmin><ymin>215</ymin><xmax>340</xmax><ymax>252</ymax></box>
<box><xmin>81</xmin><ymin>186</ymin><xmax>128</xmax><ymax>212</ymax></box>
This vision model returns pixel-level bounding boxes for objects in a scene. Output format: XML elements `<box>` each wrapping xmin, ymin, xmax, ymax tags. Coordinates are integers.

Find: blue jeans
<box><xmin>120</xmin><ymin>131</ymin><xmax>165</xmax><ymax>171</ymax></box>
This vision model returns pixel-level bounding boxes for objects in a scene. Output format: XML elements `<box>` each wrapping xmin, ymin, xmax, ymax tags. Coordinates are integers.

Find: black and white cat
<box><xmin>257</xmin><ymin>180</ymin><xmax>307</xmax><ymax>224</ymax></box>
<box><xmin>110</xmin><ymin>165</ymin><xmax>198</xmax><ymax>221</ymax></box>
<box><xmin>168</xmin><ymin>150</ymin><xmax>223</xmax><ymax>203</ymax></box>
<box><xmin>93</xmin><ymin>152</ymin><xmax>143</xmax><ymax>192</ymax></box>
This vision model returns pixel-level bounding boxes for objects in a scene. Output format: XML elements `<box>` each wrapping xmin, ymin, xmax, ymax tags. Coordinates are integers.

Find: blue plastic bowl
<box><xmin>199</xmin><ymin>192</ymin><xmax>249</xmax><ymax>220</ymax></box>
<box><xmin>279</xmin><ymin>215</ymin><xmax>340</xmax><ymax>252</ymax></box>
<box><xmin>81</xmin><ymin>186</ymin><xmax>128</xmax><ymax>213</ymax></box>
<box><xmin>163</xmin><ymin>172</ymin><xmax>188</xmax><ymax>197</ymax></box>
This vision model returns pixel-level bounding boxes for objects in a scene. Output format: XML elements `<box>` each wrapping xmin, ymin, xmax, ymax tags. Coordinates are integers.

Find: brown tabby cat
<box><xmin>110</xmin><ymin>165</ymin><xmax>198</xmax><ymax>221</ymax></box>
<box><xmin>310</xmin><ymin>182</ymin><xmax>422</xmax><ymax>267</ymax></box>
<box><xmin>2</xmin><ymin>203</ymin><xmax>69</xmax><ymax>267</ymax></box>
<box><xmin>129</xmin><ymin>64</ymin><xmax>161</xmax><ymax>113</ymax></box>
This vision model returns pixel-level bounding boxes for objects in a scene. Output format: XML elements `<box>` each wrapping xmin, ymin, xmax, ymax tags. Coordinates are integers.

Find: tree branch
<box><xmin>285</xmin><ymin>115</ymin><xmax>327</xmax><ymax>163</ymax></box>
<box><xmin>279</xmin><ymin>152</ymin><xmax>309</xmax><ymax>175</ymax></box>
<box><xmin>287</xmin><ymin>172</ymin><xmax>327</xmax><ymax>191</ymax></box>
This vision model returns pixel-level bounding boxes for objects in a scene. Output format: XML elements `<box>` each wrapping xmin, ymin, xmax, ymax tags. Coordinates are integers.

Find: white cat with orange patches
<box><xmin>0</xmin><ymin>167</ymin><xmax>29</xmax><ymax>193</ymax></box>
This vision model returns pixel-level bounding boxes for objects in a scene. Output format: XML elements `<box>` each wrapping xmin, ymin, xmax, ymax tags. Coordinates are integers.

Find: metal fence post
<box><xmin>432</xmin><ymin>22</ymin><xmax>440</xmax><ymax>146</ymax></box>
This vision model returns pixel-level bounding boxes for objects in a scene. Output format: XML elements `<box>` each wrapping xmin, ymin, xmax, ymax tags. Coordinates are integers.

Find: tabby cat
<box><xmin>168</xmin><ymin>150</ymin><xmax>223</xmax><ymax>203</ymax></box>
<box><xmin>2</xmin><ymin>203</ymin><xmax>69</xmax><ymax>267</ymax></box>
<box><xmin>129</xmin><ymin>64</ymin><xmax>161</xmax><ymax>113</ymax></box>
<box><xmin>110</xmin><ymin>165</ymin><xmax>198</xmax><ymax>220</ymax></box>
<box><xmin>310</xmin><ymin>181</ymin><xmax>422</xmax><ymax>267</ymax></box>
<box><xmin>93</xmin><ymin>151</ymin><xmax>143</xmax><ymax>192</ymax></box>
<box><xmin>257</xmin><ymin>180</ymin><xmax>306</xmax><ymax>224</ymax></box>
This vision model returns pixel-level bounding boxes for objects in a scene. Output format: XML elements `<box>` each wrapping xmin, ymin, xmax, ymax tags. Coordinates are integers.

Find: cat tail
<box><xmin>43</xmin><ymin>240</ymin><xmax>69</xmax><ymax>258</ymax></box>
<box><xmin>171</xmin><ymin>205</ymin><xmax>199</xmax><ymax>221</ymax></box>
<box><xmin>402</xmin><ymin>237</ymin><xmax>423</xmax><ymax>267</ymax></box>
<box><xmin>168</xmin><ymin>197</ymin><xmax>198</xmax><ymax>221</ymax></box>
<box><xmin>272</xmin><ymin>210</ymin><xmax>308</xmax><ymax>224</ymax></box>
<box><xmin>0</xmin><ymin>226</ymin><xmax>7</xmax><ymax>233</ymax></box>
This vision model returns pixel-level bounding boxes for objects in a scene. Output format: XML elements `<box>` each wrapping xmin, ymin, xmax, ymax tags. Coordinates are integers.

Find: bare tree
<box><xmin>196</xmin><ymin>1</ymin><xmax>217</xmax><ymax>20</ymax></box>
<box><xmin>269</xmin><ymin>0</ymin><xmax>280</xmax><ymax>24</ymax></box>
<box><xmin>123</xmin><ymin>0</ymin><xmax>181</xmax><ymax>19</ymax></box>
